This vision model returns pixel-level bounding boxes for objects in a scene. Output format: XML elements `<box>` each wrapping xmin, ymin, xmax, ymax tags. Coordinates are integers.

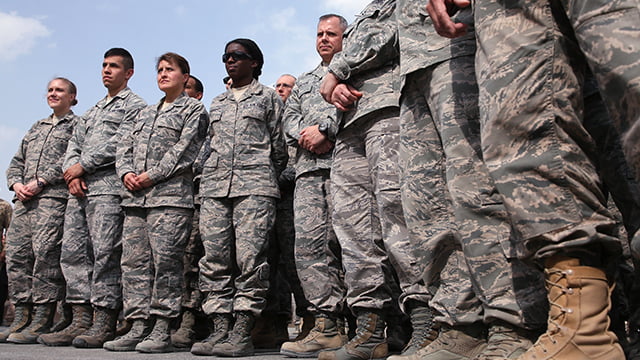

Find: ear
<box><xmin>250</xmin><ymin>60</ymin><xmax>258</xmax><ymax>69</ymax></box>
<box><xmin>125</xmin><ymin>68</ymin><xmax>134</xmax><ymax>81</ymax></box>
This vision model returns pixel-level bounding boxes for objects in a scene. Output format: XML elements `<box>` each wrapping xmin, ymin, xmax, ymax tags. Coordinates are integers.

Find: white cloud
<box><xmin>319</xmin><ymin>0</ymin><xmax>371</xmax><ymax>19</ymax></box>
<box><xmin>0</xmin><ymin>11</ymin><xmax>50</xmax><ymax>62</ymax></box>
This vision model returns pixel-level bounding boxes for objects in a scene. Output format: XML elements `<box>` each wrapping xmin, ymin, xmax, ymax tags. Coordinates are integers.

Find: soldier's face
<box><xmin>102</xmin><ymin>56</ymin><xmax>132</xmax><ymax>92</ymax></box>
<box><xmin>185</xmin><ymin>77</ymin><xmax>203</xmax><ymax>100</ymax></box>
<box><xmin>224</xmin><ymin>43</ymin><xmax>257</xmax><ymax>83</ymax></box>
<box><xmin>47</xmin><ymin>79</ymin><xmax>75</xmax><ymax>113</ymax></box>
<box><xmin>157</xmin><ymin>59</ymin><xmax>189</xmax><ymax>94</ymax></box>
<box><xmin>316</xmin><ymin>17</ymin><xmax>344</xmax><ymax>63</ymax></box>
<box><xmin>275</xmin><ymin>75</ymin><xmax>295</xmax><ymax>102</ymax></box>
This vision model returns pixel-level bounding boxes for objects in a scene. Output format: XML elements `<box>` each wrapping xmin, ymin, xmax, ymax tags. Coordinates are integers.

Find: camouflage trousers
<box><xmin>60</xmin><ymin>195</ymin><xmax>123</xmax><ymax>309</ymax></box>
<box><xmin>121</xmin><ymin>206</ymin><xmax>192</xmax><ymax>320</ymax></box>
<box><xmin>264</xmin><ymin>188</ymin><xmax>312</xmax><ymax>317</ymax></box>
<box><xmin>401</xmin><ymin>61</ymin><xmax>547</xmax><ymax>328</ymax></box>
<box><xmin>294</xmin><ymin>170</ymin><xmax>346</xmax><ymax>315</ymax></box>
<box><xmin>474</xmin><ymin>0</ymin><xmax>624</xmax><ymax>263</ymax></box>
<box><xmin>332</xmin><ymin>109</ymin><xmax>429</xmax><ymax>312</ymax></box>
<box><xmin>6</xmin><ymin>197</ymin><xmax>66</xmax><ymax>304</ymax></box>
<box><xmin>199</xmin><ymin>195</ymin><xmax>275</xmax><ymax>316</ymax></box>
<box><xmin>181</xmin><ymin>205</ymin><xmax>204</xmax><ymax>309</ymax></box>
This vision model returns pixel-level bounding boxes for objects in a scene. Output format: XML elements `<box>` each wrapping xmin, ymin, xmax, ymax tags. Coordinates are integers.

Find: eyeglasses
<box><xmin>222</xmin><ymin>51</ymin><xmax>253</xmax><ymax>63</ymax></box>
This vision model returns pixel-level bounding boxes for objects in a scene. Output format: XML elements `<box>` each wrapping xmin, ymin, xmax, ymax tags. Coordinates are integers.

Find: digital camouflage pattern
<box><xmin>60</xmin><ymin>196</ymin><xmax>92</xmax><ymax>304</ymax></box>
<box><xmin>6</xmin><ymin>112</ymin><xmax>77</xmax><ymax>199</ymax></box>
<box><xmin>63</xmin><ymin>87</ymin><xmax>146</xmax><ymax>196</ymax></box>
<box><xmin>60</xmin><ymin>87</ymin><xmax>145</xmax><ymax>309</ymax></box>
<box><xmin>116</xmin><ymin>93</ymin><xmax>206</xmax><ymax>320</ymax></box>
<box><xmin>293</xmin><ymin>172</ymin><xmax>345</xmax><ymax>315</ymax></box>
<box><xmin>283</xmin><ymin>64</ymin><xmax>339</xmax><ymax>177</ymax></box>
<box><xmin>200</xmin><ymin>80</ymin><xmax>287</xmax><ymax>199</ymax></box>
<box><xmin>199</xmin><ymin>80</ymin><xmax>285</xmax><ymax>317</ymax></box>
<box><xmin>0</xmin><ymin>199</ymin><xmax>12</xmax><ymax>255</ymax></box>
<box><xmin>283</xmin><ymin>64</ymin><xmax>345</xmax><ymax>315</ymax></box>
<box><xmin>474</xmin><ymin>0</ymin><xmax>624</xmax><ymax>263</ymax></box>
<box><xmin>5</xmin><ymin>111</ymin><xmax>77</xmax><ymax>304</ymax></box>
<box><xmin>117</xmin><ymin>92</ymin><xmax>208</xmax><ymax>209</ymax></box>
<box><xmin>121</xmin><ymin>206</ymin><xmax>192</xmax><ymax>319</ymax></box>
<box><xmin>199</xmin><ymin>195</ymin><xmax>275</xmax><ymax>316</ymax></box>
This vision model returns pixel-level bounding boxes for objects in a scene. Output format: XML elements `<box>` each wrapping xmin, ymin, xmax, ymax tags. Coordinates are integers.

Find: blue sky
<box><xmin>0</xmin><ymin>0</ymin><xmax>370</xmax><ymax>202</ymax></box>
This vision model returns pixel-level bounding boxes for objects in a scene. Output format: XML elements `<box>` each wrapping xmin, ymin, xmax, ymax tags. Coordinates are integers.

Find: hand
<box><xmin>312</xmin><ymin>139</ymin><xmax>334</xmax><ymax>155</ymax></box>
<box><xmin>64</xmin><ymin>163</ymin><xmax>85</xmax><ymax>183</ymax></box>
<box><xmin>330</xmin><ymin>84</ymin><xmax>363</xmax><ymax>111</ymax></box>
<box><xmin>320</xmin><ymin>72</ymin><xmax>341</xmax><ymax>103</ymax></box>
<box><xmin>136</xmin><ymin>172</ymin><xmax>154</xmax><ymax>190</ymax></box>
<box><xmin>12</xmin><ymin>183</ymin><xmax>35</xmax><ymax>202</ymax></box>
<box><xmin>426</xmin><ymin>0</ymin><xmax>471</xmax><ymax>38</ymax></box>
<box><xmin>24</xmin><ymin>179</ymin><xmax>43</xmax><ymax>196</ymax></box>
<box><xmin>299</xmin><ymin>125</ymin><xmax>327</xmax><ymax>152</ymax></box>
<box><xmin>123</xmin><ymin>172</ymin><xmax>142</xmax><ymax>191</ymax></box>
<box><xmin>68</xmin><ymin>178</ymin><xmax>87</xmax><ymax>197</ymax></box>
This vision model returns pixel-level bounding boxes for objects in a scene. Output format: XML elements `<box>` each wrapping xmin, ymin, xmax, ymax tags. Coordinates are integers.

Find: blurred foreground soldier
<box><xmin>39</xmin><ymin>48</ymin><xmax>147</xmax><ymax>349</ymax></box>
<box><xmin>427</xmin><ymin>0</ymin><xmax>640</xmax><ymax>358</ymax></box>
<box><xmin>1</xmin><ymin>78</ymin><xmax>79</xmax><ymax>343</ymax></box>
<box><xmin>171</xmin><ymin>74</ymin><xmax>210</xmax><ymax>350</ymax></box>
<box><xmin>280</xmin><ymin>14</ymin><xmax>348</xmax><ymax>358</ymax></box>
<box><xmin>105</xmin><ymin>52</ymin><xmax>207</xmax><ymax>353</ymax></box>
<box><xmin>192</xmin><ymin>38</ymin><xmax>287</xmax><ymax>357</ymax></box>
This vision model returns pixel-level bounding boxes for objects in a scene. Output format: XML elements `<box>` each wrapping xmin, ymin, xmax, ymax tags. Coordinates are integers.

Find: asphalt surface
<box><xmin>0</xmin><ymin>326</ymin><xmax>292</xmax><ymax>360</ymax></box>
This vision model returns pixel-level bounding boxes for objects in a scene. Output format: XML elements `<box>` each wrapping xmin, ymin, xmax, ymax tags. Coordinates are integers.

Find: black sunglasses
<box><xmin>222</xmin><ymin>51</ymin><xmax>253</xmax><ymax>63</ymax></box>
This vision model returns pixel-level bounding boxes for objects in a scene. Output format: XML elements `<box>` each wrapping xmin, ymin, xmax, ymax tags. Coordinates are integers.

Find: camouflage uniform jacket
<box><xmin>327</xmin><ymin>0</ymin><xmax>401</xmax><ymax>129</ymax></box>
<box><xmin>328</xmin><ymin>0</ymin><xmax>475</xmax><ymax>93</ymax></box>
<box><xmin>283</xmin><ymin>63</ymin><xmax>339</xmax><ymax>178</ymax></box>
<box><xmin>200</xmin><ymin>80</ymin><xmax>287</xmax><ymax>199</ymax></box>
<box><xmin>116</xmin><ymin>92</ymin><xmax>208</xmax><ymax>209</ymax></box>
<box><xmin>63</xmin><ymin>87</ymin><xmax>146</xmax><ymax>196</ymax></box>
<box><xmin>6</xmin><ymin>112</ymin><xmax>78</xmax><ymax>200</ymax></box>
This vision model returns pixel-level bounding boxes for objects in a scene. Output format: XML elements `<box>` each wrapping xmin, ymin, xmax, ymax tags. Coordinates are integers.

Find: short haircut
<box><xmin>319</xmin><ymin>14</ymin><xmax>348</xmax><ymax>32</ymax></box>
<box><xmin>157</xmin><ymin>52</ymin><xmax>190</xmax><ymax>75</ymax></box>
<box><xmin>279</xmin><ymin>74</ymin><xmax>297</xmax><ymax>82</ymax></box>
<box><xmin>225</xmin><ymin>38</ymin><xmax>264</xmax><ymax>80</ymax></box>
<box><xmin>50</xmin><ymin>77</ymin><xmax>78</xmax><ymax>106</ymax></box>
<box><xmin>189</xmin><ymin>75</ymin><xmax>204</xmax><ymax>94</ymax></box>
<box><xmin>104</xmin><ymin>48</ymin><xmax>134</xmax><ymax>70</ymax></box>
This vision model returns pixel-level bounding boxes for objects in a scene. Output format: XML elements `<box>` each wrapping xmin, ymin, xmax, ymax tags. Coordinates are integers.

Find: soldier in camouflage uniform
<box><xmin>38</xmin><ymin>48</ymin><xmax>147</xmax><ymax>349</ymax></box>
<box><xmin>105</xmin><ymin>52</ymin><xmax>208</xmax><ymax>354</ymax></box>
<box><xmin>171</xmin><ymin>74</ymin><xmax>209</xmax><ymax>349</ymax></box>
<box><xmin>1</xmin><ymin>78</ymin><xmax>79</xmax><ymax>344</ymax></box>
<box><xmin>191</xmin><ymin>38</ymin><xmax>287</xmax><ymax>358</ymax></box>
<box><xmin>427</xmin><ymin>0</ymin><xmax>640</xmax><ymax>358</ymax></box>
<box><xmin>315</xmin><ymin>2</ymin><xmax>438</xmax><ymax>359</ymax></box>
<box><xmin>0</xmin><ymin>199</ymin><xmax>12</xmax><ymax>323</ymax></box>
<box><xmin>279</xmin><ymin>14</ymin><xmax>349</xmax><ymax>358</ymax></box>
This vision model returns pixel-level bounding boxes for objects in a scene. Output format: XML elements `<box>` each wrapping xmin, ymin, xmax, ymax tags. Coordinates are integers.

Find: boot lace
<box><xmin>529</xmin><ymin>268</ymin><xmax>573</xmax><ymax>354</ymax></box>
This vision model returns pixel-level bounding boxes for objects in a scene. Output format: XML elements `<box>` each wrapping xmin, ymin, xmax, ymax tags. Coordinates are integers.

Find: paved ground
<box><xmin>0</xmin><ymin>342</ymin><xmax>286</xmax><ymax>360</ymax></box>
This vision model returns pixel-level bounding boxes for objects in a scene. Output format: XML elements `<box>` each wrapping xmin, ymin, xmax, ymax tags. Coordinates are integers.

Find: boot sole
<box><xmin>281</xmin><ymin>347</ymin><xmax>341</xmax><ymax>358</ymax></box>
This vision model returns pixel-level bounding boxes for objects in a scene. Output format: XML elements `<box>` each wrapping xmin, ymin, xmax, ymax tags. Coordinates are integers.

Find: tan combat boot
<box><xmin>516</xmin><ymin>256</ymin><xmax>624</xmax><ymax>360</ymax></box>
<box><xmin>190</xmin><ymin>313</ymin><xmax>232</xmax><ymax>356</ymax></box>
<box><xmin>280</xmin><ymin>314</ymin><xmax>346</xmax><ymax>357</ymax></box>
<box><xmin>7</xmin><ymin>302</ymin><xmax>55</xmax><ymax>344</ymax></box>
<box><xmin>318</xmin><ymin>311</ymin><xmax>388</xmax><ymax>360</ymax></box>
<box><xmin>72</xmin><ymin>306</ymin><xmax>117</xmax><ymax>348</ymax></box>
<box><xmin>212</xmin><ymin>311</ymin><xmax>256</xmax><ymax>357</ymax></box>
<box><xmin>0</xmin><ymin>303</ymin><xmax>32</xmax><ymax>342</ymax></box>
<box><xmin>103</xmin><ymin>318</ymin><xmax>151</xmax><ymax>351</ymax></box>
<box><xmin>135</xmin><ymin>316</ymin><xmax>173</xmax><ymax>353</ymax></box>
<box><xmin>172</xmin><ymin>308</ymin><xmax>197</xmax><ymax>349</ymax></box>
<box><xmin>38</xmin><ymin>303</ymin><xmax>92</xmax><ymax>346</ymax></box>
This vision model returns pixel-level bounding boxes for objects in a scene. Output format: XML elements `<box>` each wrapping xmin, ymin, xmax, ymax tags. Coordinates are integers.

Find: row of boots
<box><xmin>0</xmin><ymin>303</ymin><xmax>117</xmax><ymax>348</ymax></box>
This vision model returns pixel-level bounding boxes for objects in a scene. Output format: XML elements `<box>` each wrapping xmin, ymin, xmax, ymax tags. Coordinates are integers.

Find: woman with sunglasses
<box><xmin>106</xmin><ymin>52</ymin><xmax>208</xmax><ymax>353</ymax></box>
<box><xmin>191</xmin><ymin>38</ymin><xmax>288</xmax><ymax>357</ymax></box>
<box><xmin>2</xmin><ymin>78</ymin><xmax>79</xmax><ymax>343</ymax></box>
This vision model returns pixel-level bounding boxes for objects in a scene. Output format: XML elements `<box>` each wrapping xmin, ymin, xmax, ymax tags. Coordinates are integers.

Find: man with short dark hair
<box><xmin>39</xmin><ymin>48</ymin><xmax>146</xmax><ymax>348</ymax></box>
